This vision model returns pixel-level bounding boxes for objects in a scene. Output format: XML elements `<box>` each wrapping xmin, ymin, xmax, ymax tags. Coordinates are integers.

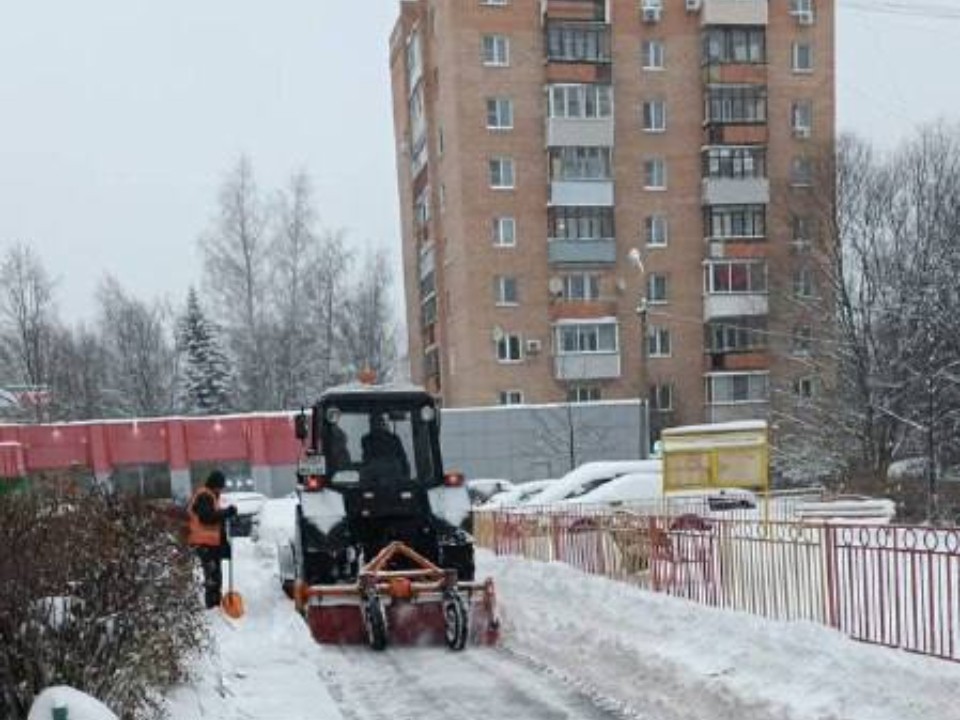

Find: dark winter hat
<box><xmin>206</xmin><ymin>470</ymin><xmax>226</xmax><ymax>489</ymax></box>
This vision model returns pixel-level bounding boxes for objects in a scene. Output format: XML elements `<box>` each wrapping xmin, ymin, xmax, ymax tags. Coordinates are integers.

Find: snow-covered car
<box><xmin>479</xmin><ymin>479</ymin><xmax>558</xmax><ymax>509</ymax></box>
<box><xmin>466</xmin><ymin>478</ymin><xmax>515</xmax><ymax>505</ymax></box>
<box><xmin>530</xmin><ymin>461</ymin><xmax>661</xmax><ymax>508</ymax></box>
<box><xmin>221</xmin><ymin>490</ymin><xmax>267</xmax><ymax>539</ymax></box>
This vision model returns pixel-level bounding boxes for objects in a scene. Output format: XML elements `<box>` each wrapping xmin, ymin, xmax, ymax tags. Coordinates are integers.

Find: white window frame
<box><xmin>643</xmin><ymin>157</ymin><xmax>667</xmax><ymax>190</ymax></box>
<box><xmin>489</xmin><ymin>157</ymin><xmax>516</xmax><ymax>189</ymax></box>
<box><xmin>791</xmin><ymin>325</ymin><xmax>813</xmax><ymax>356</ymax></box>
<box><xmin>496</xmin><ymin>333</ymin><xmax>523</xmax><ymax>363</ymax></box>
<box><xmin>642</xmin><ymin>100</ymin><xmax>667</xmax><ymax>133</ymax></box>
<box><xmin>792</xmin><ymin>42</ymin><xmax>813</xmax><ymax>73</ymax></box>
<box><xmin>651</xmin><ymin>383</ymin><xmax>674</xmax><ymax>412</ymax></box>
<box><xmin>647</xmin><ymin>273</ymin><xmax>668</xmax><ymax>304</ymax></box>
<box><xmin>568</xmin><ymin>385</ymin><xmax>602</xmax><ymax>403</ymax></box>
<box><xmin>793</xmin><ymin>266</ymin><xmax>816</xmax><ymax>299</ymax></box>
<box><xmin>499</xmin><ymin>390</ymin><xmax>524</xmax><ymax>405</ymax></box>
<box><xmin>548</xmin><ymin>84</ymin><xmax>614</xmax><ymax>120</ymax></box>
<box><xmin>486</xmin><ymin>97</ymin><xmax>514</xmax><ymax>130</ymax></box>
<box><xmin>642</xmin><ymin>40</ymin><xmax>665</xmax><ymax>71</ymax></box>
<box><xmin>705</xmin><ymin>372</ymin><xmax>770</xmax><ymax>406</ymax></box>
<box><xmin>482</xmin><ymin>35</ymin><xmax>510</xmax><ymax>67</ymax></box>
<box><xmin>794</xmin><ymin>376</ymin><xmax>816</xmax><ymax>401</ymax></box>
<box><xmin>791</xmin><ymin>156</ymin><xmax>813</xmax><ymax>186</ymax></box>
<box><xmin>555</xmin><ymin>322</ymin><xmax>619</xmax><ymax>355</ymax></box>
<box><xmin>646</xmin><ymin>215</ymin><xmax>668</xmax><ymax>247</ymax></box>
<box><xmin>494</xmin><ymin>216</ymin><xmax>516</xmax><ymax>247</ymax></box>
<box><xmin>562</xmin><ymin>273</ymin><xmax>601</xmax><ymax>302</ymax></box>
<box><xmin>792</xmin><ymin>101</ymin><xmax>813</xmax><ymax>137</ymax></box>
<box><xmin>705</xmin><ymin>260</ymin><xmax>768</xmax><ymax>295</ymax></box>
<box><xmin>495</xmin><ymin>275</ymin><xmax>518</xmax><ymax>306</ymax></box>
<box><xmin>647</xmin><ymin>326</ymin><xmax>672</xmax><ymax>358</ymax></box>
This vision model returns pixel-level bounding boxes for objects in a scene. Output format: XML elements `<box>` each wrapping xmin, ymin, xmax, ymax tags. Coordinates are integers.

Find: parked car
<box><xmin>532</xmin><ymin>461</ymin><xmax>660</xmax><ymax>508</ymax></box>
<box><xmin>479</xmin><ymin>479</ymin><xmax>558</xmax><ymax>509</ymax></box>
<box><xmin>221</xmin><ymin>490</ymin><xmax>268</xmax><ymax>538</ymax></box>
<box><xmin>466</xmin><ymin>478</ymin><xmax>515</xmax><ymax>505</ymax></box>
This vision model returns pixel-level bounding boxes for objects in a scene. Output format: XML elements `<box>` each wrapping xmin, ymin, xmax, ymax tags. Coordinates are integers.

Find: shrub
<box><xmin>0</xmin><ymin>487</ymin><xmax>208</xmax><ymax>719</ymax></box>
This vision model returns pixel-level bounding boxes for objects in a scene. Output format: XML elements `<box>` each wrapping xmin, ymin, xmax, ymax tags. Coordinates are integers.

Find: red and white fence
<box><xmin>474</xmin><ymin>506</ymin><xmax>960</xmax><ymax>662</ymax></box>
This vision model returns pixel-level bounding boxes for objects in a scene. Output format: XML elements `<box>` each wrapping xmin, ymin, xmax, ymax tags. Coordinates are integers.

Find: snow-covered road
<box><xmin>166</xmin><ymin>502</ymin><xmax>960</xmax><ymax>720</ymax></box>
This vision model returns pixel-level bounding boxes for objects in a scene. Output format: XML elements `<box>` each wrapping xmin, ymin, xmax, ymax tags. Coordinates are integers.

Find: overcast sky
<box><xmin>0</xmin><ymin>1</ymin><xmax>957</xmax><ymax>323</ymax></box>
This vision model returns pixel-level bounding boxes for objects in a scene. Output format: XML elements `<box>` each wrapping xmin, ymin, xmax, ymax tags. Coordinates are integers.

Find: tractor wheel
<box><xmin>443</xmin><ymin>591</ymin><xmax>469</xmax><ymax>651</ymax></box>
<box><xmin>363</xmin><ymin>596</ymin><xmax>388</xmax><ymax>651</ymax></box>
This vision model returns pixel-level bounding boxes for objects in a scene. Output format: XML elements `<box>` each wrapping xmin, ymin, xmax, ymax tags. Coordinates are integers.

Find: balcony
<box><xmin>541</xmin><ymin>0</ymin><xmax>607</xmax><ymax>22</ymax></box>
<box><xmin>702</xmin><ymin>177</ymin><xmax>769</xmax><ymax>205</ymax></box>
<box><xmin>702</xmin><ymin>0</ymin><xmax>768</xmax><ymax>26</ymax></box>
<box><xmin>548</xmin><ymin>238</ymin><xmax>616</xmax><ymax>265</ymax></box>
<box><xmin>554</xmin><ymin>352</ymin><xmax>620</xmax><ymax>381</ymax></box>
<box><xmin>550</xmin><ymin>180</ymin><xmax>614</xmax><ymax>206</ymax></box>
<box><xmin>546</xmin><ymin>116</ymin><xmax>615</xmax><ymax>147</ymax></box>
<box><xmin>704</xmin><ymin>293</ymin><xmax>768</xmax><ymax>320</ymax></box>
<box><xmin>706</xmin><ymin>402</ymin><xmax>769</xmax><ymax>423</ymax></box>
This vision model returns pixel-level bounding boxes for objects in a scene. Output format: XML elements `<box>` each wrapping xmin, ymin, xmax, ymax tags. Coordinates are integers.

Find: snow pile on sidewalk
<box><xmin>487</xmin><ymin>552</ymin><xmax>960</xmax><ymax>720</ymax></box>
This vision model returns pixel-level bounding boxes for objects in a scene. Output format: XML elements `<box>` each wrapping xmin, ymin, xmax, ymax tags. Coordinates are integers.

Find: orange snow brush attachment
<box><xmin>221</xmin><ymin>523</ymin><xmax>245</xmax><ymax>620</ymax></box>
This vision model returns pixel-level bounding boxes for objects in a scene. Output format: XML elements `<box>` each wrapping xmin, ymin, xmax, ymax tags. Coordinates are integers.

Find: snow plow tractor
<box><xmin>278</xmin><ymin>383</ymin><xmax>499</xmax><ymax>651</ymax></box>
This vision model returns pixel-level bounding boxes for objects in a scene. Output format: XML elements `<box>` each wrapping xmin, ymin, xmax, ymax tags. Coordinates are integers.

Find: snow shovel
<box><xmin>221</xmin><ymin>520</ymin><xmax>245</xmax><ymax>619</ymax></box>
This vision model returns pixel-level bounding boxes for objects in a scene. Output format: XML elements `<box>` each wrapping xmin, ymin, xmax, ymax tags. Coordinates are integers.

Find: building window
<box><xmin>791</xmin><ymin>156</ymin><xmax>813</xmax><ymax>186</ymax></box>
<box><xmin>643</xmin><ymin>157</ymin><xmax>667</xmax><ymax>189</ymax></box>
<box><xmin>568</xmin><ymin>385</ymin><xmax>602</xmax><ymax>403</ymax></box>
<box><xmin>706</xmin><ymin>317</ymin><xmax>767</xmax><ymax>353</ymax></box>
<box><xmin>706</xmin><ymin>373</ymin><xmax>769</xmax><ymax>405</ymax></box>
<box><xmin>496</xmin><ymin>333</ymin><xmax>523</xmax><ymax>362</ymax></box>
<box><xmin>650</xmin><ymin>383</ymin><xmax>674</xmax><ymax>412</ymax></box>
<box><xmin>793</xmin><ymin>267</ymin><xmax>816</xmax><ymax>299</ymax></box>
<box><xmin>549</xmin><ymin>147</ymin><xmax>613</xmax><ymax>181</ymax></box>
<box><xmin>791</xmin><ymin>325</ymin><xmax>813</xmax><ymax>355</ymax></box>
<box><xmin>495</xmin><ymin>276</ymin><xmax>518</xmax><ymax>305</ymax></box>
<box><xmin>489</xmin><ymin>157</ymin><xmax>515</xmax><ymax>189</ymax></box>
<box><xmin>494</xmin><ymin>216</ymin><xmax>516</xmax><ymax>247</ymax></box>
<box><xmin>562</xmin><ymin>273</ymin><xmax>601</xmax><ymax>301</ymax></box>
<box><xmin>487</xmin><ymin>97</ymin><xmax>514</xmax><ymax>129</ymax></box>
<box><xmin>642</xmin><ymin>40</ymin><xmax>665</xmax><ymax>70</ymax></box>
<box><xmin>647</xmin><ymin>326</ymin><xmax>672</xmax><ymax>358</ymax></box>
<box><xmin>703</xmin><ymin>146</ymin><xmax>766</xmax><ymax>179</ymax></box>
<box><xmin>706</xmin><ymin>205</ymin><xmax>766</xmax><ymax>240</ymax></box>
<box><xmin>499</xmin><ymin>390</ymin><xmax>524</xmax><ymax>405</ymax></box>
<box><xmin>406</xmin><ymin>31</ymin><xmax>423</xmax><ymax>89</ymax></box>
<box><xmin>705</xmin><ymin>261</ymin><xmax>768</xmax><ymax>294</ymax></box>
<box><xmin>705</xmin><ymin>86</ymin><xmax>767</xmax><ymax>124</ymax></box>
<box><xmin>790</xmin><ymin>0</ymin><xmax>815</xmax><ymax>21</ymax></box>
<box><xmin>792</xmin><ymin>42</ymin><xmax>813</xmax><ymax>72</ymax></box>
<box><xmin>482</xmin><ymin>35</ymin><xmax>510</xmax><ymax>66</ymax></box>
<box><xmin>794</xmin><ymin>376</ymin><xmax>816</xmax><ymax>400</ymax></box>
<box><xmin>642</xmin><ymin>100</ymin><xmax>667</xmax><ymax>132</ymax></box>
<box><xmin>546</xmin><ymin>22</ymin><xmax>611</xmax><ymax>63</ymax></box>
<box><xmin>437</xmin><ymin>126</ymin><xmax>445</xmax><ymax>157</ymax></box>
<box><xmin>548</xmin><ymin>84</ymin><xmax>613</xmax><ymax>119</ymax></box>
<box><xmin>702</xmin><ymin>27</ymin><xmax>766</xmax><ymax>65</ymax></box>
<box><xmin>549</xmin><ymin>206</ymin><xmax>614</xmax><ymax>240</ymax></box>
<box><xmin>647</xmin><ymin>273</ymin><xmax>668</xmax><ymax>304</ymax></box>
<box><xmin>792</xmin><ymin>101</ymin><xmax>813</xmax><ymax>137</ymax></box>
<box><xmin>646</xmin><ymin>215</ymin><xmax>668</xmax><ymax>247</ymax></box>
<box><xmin>556</xmin><ymin>322</ymin><xmax>618</xmax><ymax>354</ymax></box>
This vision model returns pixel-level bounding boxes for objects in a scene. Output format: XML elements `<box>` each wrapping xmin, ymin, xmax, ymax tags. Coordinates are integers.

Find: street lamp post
<box><xmin>629</xmin><ymin>248</ymin><xmax>650</xmax><ymax>458</ymax></box>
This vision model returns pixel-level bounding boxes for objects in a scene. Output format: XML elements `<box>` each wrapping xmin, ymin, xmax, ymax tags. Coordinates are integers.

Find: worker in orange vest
<box><xmin>187</xmin><ymin>470</ymin><xmax>238</xmax><ymax>609</ymax></box>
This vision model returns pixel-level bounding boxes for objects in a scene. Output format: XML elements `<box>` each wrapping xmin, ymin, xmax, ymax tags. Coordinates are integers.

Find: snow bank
<box><xmin>483</xmin><ymin>551</ymin><xmax>960</xmax><ymax>720</ymax></box>
<box><xmin>28</xmin><ymin>687</ymin><xmax>117</xmax><ymax>720</ymax></box>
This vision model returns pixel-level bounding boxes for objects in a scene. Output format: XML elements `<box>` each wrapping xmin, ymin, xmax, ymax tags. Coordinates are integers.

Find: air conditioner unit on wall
<box><xmin>641</xmin><ymin>0</ymin><xmax>662</xmax><ymax>23</ymax></box>
<box><xmin>526</xmin><ymin>339</ymin><xmax>543</xmax><ymax>355</ymax></box>
<box><xmin>794</xmin><ymin>126</ymin><xmax>812</xmax><ymax>139</ymax></box>
<box><xmin>795</xmin><ymin>10</ymin><xmax>814</xmax><ymax>25</ymax></box>
<box><xmin>685</xmin><ymin>0</ymin><xmax>702</xmax><ymax>12</ymax></box>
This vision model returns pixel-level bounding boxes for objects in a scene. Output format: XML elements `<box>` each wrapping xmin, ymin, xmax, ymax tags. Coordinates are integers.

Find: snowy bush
<box><xmin>0</xmin><ymin>488</ymin><xmax>208</xmax><ymax>719</ymax></box>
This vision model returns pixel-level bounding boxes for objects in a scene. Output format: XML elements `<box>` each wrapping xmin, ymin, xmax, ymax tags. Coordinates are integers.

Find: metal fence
<box><xmin>475</xmin><ymin>505</ymin><xmax>960</xmax><ymax>662</ymax></box>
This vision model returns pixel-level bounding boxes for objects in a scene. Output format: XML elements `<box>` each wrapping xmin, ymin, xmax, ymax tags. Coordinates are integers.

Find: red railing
<box><xmin>475</xmin><ymin>506</ymin><xmax>960</xmax><ymax>662</ymax></box>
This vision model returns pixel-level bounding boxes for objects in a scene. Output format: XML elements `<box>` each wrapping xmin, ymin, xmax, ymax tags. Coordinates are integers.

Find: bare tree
<box><xmin>0</xmin><ymin>244</ymin><xmax>57</xmax><ymax>421</ymax></box>
<box><xmin>338</xmin><ymin>248</ymin><xmax>398</xmax><ymax>383</ymax></box>
<box><xmin>47</xmin><ymin>324</ymin><xmax>114</xmax><ymax>421</ymax></box>
<box><xmin>97</xmin><ymin>276</ymin><xmax>175</xmax><ymax>417</ymax></box>
<box><xmin>200</xmin><ymin>155</ymin><xmax>272</xmax><ymax>411</ymax></box>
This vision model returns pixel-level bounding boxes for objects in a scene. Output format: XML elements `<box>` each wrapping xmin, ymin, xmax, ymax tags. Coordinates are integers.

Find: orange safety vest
<box><xmin>187</xmin><ymin>487</ymin><xmax>223</xmax><ymax>547</ymax></box>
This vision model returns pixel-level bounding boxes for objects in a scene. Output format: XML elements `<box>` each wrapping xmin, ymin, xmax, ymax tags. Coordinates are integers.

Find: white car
<box><xmin>533</xmin><ymin>461</ymin><xmax>661</xmax><ymax>507</ymax></box>
<box><xmin>479</xmin><ymin>479</ymin><xmax>558</xmax><ymax>509</ymax></box>
<box><xmin>466</xmin><ymin>478</ymin><xmax>515</xmax><ymax>505</ymax></box>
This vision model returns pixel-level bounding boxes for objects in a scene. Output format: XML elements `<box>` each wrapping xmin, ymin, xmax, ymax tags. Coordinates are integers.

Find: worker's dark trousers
<box><xmin>195</xmin><ymin>546</ymin><xmax>223</xmax><ymax>609</ymax></box>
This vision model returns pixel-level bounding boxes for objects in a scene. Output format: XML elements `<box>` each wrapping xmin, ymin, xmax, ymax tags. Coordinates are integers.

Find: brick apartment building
<box><xmin>389</xmin><ymin>0</ymin><xmax>834</xmax><ymax>433</ymax></box>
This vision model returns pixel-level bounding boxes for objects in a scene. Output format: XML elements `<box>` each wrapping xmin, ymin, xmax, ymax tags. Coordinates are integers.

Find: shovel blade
<box><xmin>221</xmin><ymin>591</ymin><xmax>245</xmax><ymax>619</ymax></box>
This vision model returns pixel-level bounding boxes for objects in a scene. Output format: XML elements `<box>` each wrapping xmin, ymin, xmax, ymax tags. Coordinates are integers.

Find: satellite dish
<box><xmin>492</xmin><ymin>325</ymin><xmax>505</xmax><ymax>342</ymax></box>
<box><xmin>548</xmin><ymin>277</ymin><xmax>564</xmax><ymax>296</ymax></box>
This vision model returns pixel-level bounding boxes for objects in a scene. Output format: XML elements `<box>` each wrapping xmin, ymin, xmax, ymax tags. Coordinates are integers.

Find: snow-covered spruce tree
<box><xmin>176</xmin><ymin>288</ymin><xmax>233</xmax><ymax>415</ymax></box>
